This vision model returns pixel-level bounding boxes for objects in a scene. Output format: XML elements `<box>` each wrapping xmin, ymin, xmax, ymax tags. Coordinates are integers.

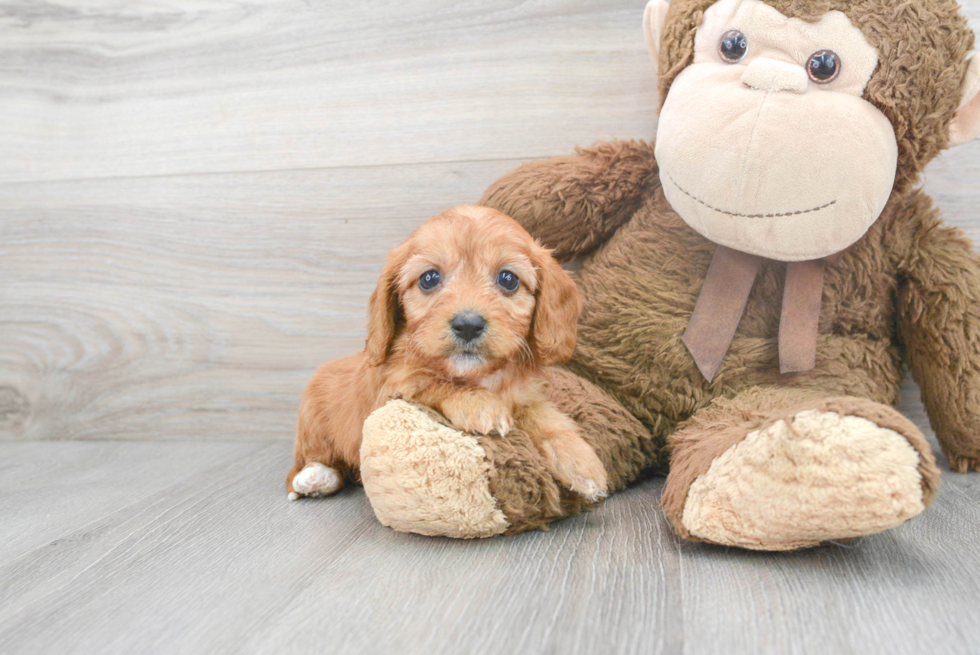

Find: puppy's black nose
<box><xmin>450</xmin><ymin>312</ymin><xmax>487</xmax><ymax>342</ymax></box>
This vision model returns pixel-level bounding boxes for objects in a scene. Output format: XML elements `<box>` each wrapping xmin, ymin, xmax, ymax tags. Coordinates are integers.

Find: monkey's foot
<box><xmin>359</xmin><ymin>399</ymin><xmax>597</xmax><ymax>538</ymax></box>
<box><xmin>663</xmin><ymin>397</ymin><xmax>940</xmax><ymax>551</ymax></box>
<box><xmin>359</xmin><ymin>400</ymin><xmax>510</xmax><ymax>538</ymax></box>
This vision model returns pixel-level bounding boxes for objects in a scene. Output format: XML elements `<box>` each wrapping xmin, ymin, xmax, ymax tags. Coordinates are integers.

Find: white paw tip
<box><xmin>288</xmin><ymin>491</ymin><xmax>300</xmax><ymax>501</ymax></box>
<box><xmin>575</xmin><ymin>479</ymin><xmax>607</xmax><ymax>502</ymax></box>
<box><xmin>293</xmin><ymin>462</ymin><xmax>343</xmax><ymax>496</ymax></box>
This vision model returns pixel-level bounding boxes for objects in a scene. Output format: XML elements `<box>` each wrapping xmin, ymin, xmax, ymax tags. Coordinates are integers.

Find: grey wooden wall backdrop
<box><xmin>3</xmin><ymin>3</ymin><xmax>980</xmax><ymax>655</ymax></box>
<box><xmin>1</xmin><ymin>1</ymin><xmax>978</xmax><ymax>444</ymax></box>
<box><xmin>1</xmin><ymin>0</ymin><xmax>665</xmax><ymax>442</ymax></box>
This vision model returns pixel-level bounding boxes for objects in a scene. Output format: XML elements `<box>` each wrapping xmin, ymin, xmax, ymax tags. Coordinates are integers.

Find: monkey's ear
<box><xmin>643</xmin><ymin>0</ymin><xmax>670</xmax><ymax>77</ymax></box>
<box><xmin>365</xmin><ymin>243</ymin><xmax>409</xmax><ymax>366</ymax></box>
<box><xmin>949</xmin><ymin>56</ymin><xmax>980</xmax><ymax>148</ymax></box>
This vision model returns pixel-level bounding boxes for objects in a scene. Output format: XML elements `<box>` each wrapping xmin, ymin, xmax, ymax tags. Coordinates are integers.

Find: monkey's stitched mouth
<box><xmin>666</xmin><ymin>174</ymin><xmax>836</xmax><ymax>218</ymax></box>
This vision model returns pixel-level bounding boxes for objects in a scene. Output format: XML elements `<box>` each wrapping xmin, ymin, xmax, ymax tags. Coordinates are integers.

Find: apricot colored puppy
<box><xmin>287</xmin><ymin>205</ymin><xmax>607</xmax><ymax>502</ymax></box>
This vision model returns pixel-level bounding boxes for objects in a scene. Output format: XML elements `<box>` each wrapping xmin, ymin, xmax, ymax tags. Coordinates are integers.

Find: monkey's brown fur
<box><xmin>460</xmin><ymin>0</ymin><xmax>980</xmax><ymax>539</ymax></box>
<box><xmin>343</xmin><ymin>0</ymin><xmax>980</xmax><ymax>546</ymax></box>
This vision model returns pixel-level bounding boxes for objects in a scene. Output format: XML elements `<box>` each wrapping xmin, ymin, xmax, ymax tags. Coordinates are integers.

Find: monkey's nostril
<box><xmin>450</xmin><ymin>312</ymin><xmax>487</xmax><ymax>342</ymax></box>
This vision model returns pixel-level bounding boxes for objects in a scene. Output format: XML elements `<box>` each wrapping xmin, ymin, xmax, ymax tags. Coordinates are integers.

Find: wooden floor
<box><xmin>2</xmin><ymin>2</ymin><xmax>980</xmax><ymax>653</ymax></box>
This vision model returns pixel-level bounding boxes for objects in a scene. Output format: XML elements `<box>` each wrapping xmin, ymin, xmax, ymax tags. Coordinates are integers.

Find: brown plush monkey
<box><xmin>348</xmin><ymin>0</ymin><xmax>980</xmax><ymax>549</ymax></box>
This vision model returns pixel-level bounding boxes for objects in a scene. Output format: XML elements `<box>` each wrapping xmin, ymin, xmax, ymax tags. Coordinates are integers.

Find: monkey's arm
<box><xmin>479</xmin><ymin>140</ymin><xmax>661</xmax><ymax>262</ymax></box>
<box><xmin>897</xmin><ymin>198</ymin><xmax>980</xmax><ymax>473</ymax></box>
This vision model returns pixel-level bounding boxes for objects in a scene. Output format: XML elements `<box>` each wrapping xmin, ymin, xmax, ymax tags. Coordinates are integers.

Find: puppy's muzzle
<box><xmin>450</xmin><ymin>311</ymin><xmax>487</xmax><ymax>343</ymax></box>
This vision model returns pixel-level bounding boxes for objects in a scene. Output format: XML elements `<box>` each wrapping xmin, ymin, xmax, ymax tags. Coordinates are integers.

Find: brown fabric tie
<box><xmin>682</xmin><ymin>246</ymin><xmax>831</xmax><ymax>382</ymax></box>
<box><xmin>779</xmin><ymin>258</ymin><xmax>825</xmax><ymax>374</ymax></box>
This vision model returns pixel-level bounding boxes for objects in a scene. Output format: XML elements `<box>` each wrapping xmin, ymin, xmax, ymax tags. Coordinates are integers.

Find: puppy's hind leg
<box><xmin>287</xmin><ymin>352</ymin><xmax>377</xmax><ymax>500</ymax></box>
<box><xmin>286</xmin><ymin>390</ymin><xmax>355</xmax><ymax>501</ymax></box>
<box><xmin>287</xmin><ymin>461</ymin><xmax>344</xmax><ymax>501</ymax></box>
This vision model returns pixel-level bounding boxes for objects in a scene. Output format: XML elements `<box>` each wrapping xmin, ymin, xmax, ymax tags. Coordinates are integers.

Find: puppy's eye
<box><xmin>496</xmin><ymin>270</ymin><xmax>520</xmax><ymax>293</ymax></box>
<box><xmin>418</xmin><ymin>269</ymin><xmax>441</xmax><ymax>291</ymax></box>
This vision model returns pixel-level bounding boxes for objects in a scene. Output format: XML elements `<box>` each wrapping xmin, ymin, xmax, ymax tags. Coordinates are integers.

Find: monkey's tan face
<box><xmin>655</xmin><ymin>0</ymin><xmax>899</xmax><ymax>261</ymax></box>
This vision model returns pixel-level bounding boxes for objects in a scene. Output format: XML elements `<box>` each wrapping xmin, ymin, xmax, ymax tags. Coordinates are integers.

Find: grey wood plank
<box><xmin>0</xmin><ymin>440</ymin><xmax>269</xmax><ymax>563</ymax></box>
<box><xmin>0</xmin><ymin>0</ymin><xmax>659</xmax><ymax>184</ymax></box>
<box><xmin>0</xmin><ymin>159</ymin><xmax>519</xmax><ymax>442</ymax></box>
<box><xmin>922</xmin><ymin>149</ymin><xmax>980</xmax><ymax>245</ymax></box>
<box><xmin>0</xmin><ymin>0</ymin><xmax>973</xmax><ymax>186</ymax></box>
<box><xmin>0</xmin><ymin>441</ymin><xmax>682</xmax><ymax>655</ymax></box>
<box><xmin>1</xmin><ymin>441</ymin><xmax>977</xmax><ymax>655</ymax></box>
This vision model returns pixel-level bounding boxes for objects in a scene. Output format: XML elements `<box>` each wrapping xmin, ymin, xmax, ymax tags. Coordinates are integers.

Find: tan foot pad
<box><xmin>682</xmin><ymin>409</ymin><xmax>926</xmax><ymax>551</ymax></box>
<box><xmin>360</xmin><ymin>399</ymin><xmax>509</xmax><ymax>538</ymax></box>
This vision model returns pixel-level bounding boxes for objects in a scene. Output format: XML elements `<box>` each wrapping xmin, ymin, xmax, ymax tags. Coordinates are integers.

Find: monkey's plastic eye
<box><xmin>496</xmin><ymin>270</ymin><xmax>520</xmax><ymax>293</ymax></box>
<box><xmin>807</xmin><ymin>50</ymin><xmax>841</xmax><ymax>83</ymax></box>
<box><xmin>419</xmin><ymin>269</ymin><xmax>441</xmax><ymax>291</ymax></box>
<box><xmin>719</xmin><ymin>30</ymin><xmax>748</xmax><ymax>63</ymax></box>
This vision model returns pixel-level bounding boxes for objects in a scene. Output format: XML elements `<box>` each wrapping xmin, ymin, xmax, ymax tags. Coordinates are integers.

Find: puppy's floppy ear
<box><xmin>531</xmin><ymin>245</ymin><xmax>583</xmax><ymax>366</ymax></box>
<box><xmin>366</xmin><ymin>242</ymin><xmax>409</xmax><ymax>366</ymax></box>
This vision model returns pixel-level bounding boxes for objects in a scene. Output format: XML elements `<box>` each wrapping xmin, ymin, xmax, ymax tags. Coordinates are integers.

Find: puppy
<box><xmin>287</xmin><ymin>205</ymin><xmax>608</xmax><ymax>502</ymax></box>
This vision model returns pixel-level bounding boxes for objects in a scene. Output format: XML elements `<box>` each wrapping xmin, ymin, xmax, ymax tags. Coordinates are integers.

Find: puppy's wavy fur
<box><xmin>287</xmin><ymin>205</ymin><xmax>608</xmax><ymax>501</ymax></box>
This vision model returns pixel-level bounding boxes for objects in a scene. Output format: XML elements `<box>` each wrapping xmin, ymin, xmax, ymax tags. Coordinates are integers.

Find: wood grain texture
<box><xmin>0</xmin><ymin>441</ymin><xmax>682</xmax><ymax>655</ymax></box>
<box><xmin>0</xmin><ymin>0</ymin><xmax>659</xmax><ymax>184</ymax></box>
<box><xmin>0</xmin><ymin>159</ymin><xmax>519</xmax><ymax>441</ymax></box>
<box><xmin>0</xmin><ymin>440</ymin><xmax>977</xmax><ymax>655</ymax></box>
<box><xmin>0</xmin><ymin>440</ymin><xmax>268</xmax><ymax>563</ymax></box>
<box><xmin>1</xmin><ymin>1</ymin><xmax>980</xmax><ymax>653</ymax></box>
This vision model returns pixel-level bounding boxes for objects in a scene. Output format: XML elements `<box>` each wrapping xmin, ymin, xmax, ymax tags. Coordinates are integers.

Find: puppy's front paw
<box><xmin>539</xmin><ymin>435</ymin><xmax>609</xmax><ymax>502</ymax></box>
<box><xmin>442</xmin><ymin>394</ymin><xmax>512</xmax><ymax>436</ymax></box>
<box><xmin>289</xmin><ymin>462</ymin><xmax>343</xmax><ymax>500</ymax></box>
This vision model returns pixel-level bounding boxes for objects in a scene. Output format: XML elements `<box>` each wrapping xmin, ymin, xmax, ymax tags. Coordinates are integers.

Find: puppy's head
<box><xmin>366</xmin><ymin>205</ymin><xmax>582</xmax><ymax>377</ymax></box>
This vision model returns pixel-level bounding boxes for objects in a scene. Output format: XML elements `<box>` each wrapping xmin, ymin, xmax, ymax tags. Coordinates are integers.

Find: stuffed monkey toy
<box><xmin>328</xmin><ymin>0</ymin><xmax>980</xmax><ymax>550</ymax></box>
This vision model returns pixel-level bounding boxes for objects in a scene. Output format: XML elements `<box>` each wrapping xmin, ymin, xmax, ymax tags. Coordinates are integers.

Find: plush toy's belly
<box><xmin>565</xmin><ymin>192</ymin><xmax>904</xmax><ymax>434</ymax></box>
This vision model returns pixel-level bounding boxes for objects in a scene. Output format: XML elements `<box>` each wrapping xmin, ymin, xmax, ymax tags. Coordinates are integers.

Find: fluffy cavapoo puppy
<box><xmin>287</xmin><ymin>205</ymin><xmax>608</xmax><ymax>502</ymax></box>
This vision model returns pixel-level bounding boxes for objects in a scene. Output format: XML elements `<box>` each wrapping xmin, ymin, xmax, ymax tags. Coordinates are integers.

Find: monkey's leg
<box><xmin>661</xmin><ymin>387</ymin><xmax>941</xmax><ymax>551</ymax></box>
<box><xmin>358</xmin><ymin>368</ymin><xmax>663</xmax><ymax>537</ymax></box>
